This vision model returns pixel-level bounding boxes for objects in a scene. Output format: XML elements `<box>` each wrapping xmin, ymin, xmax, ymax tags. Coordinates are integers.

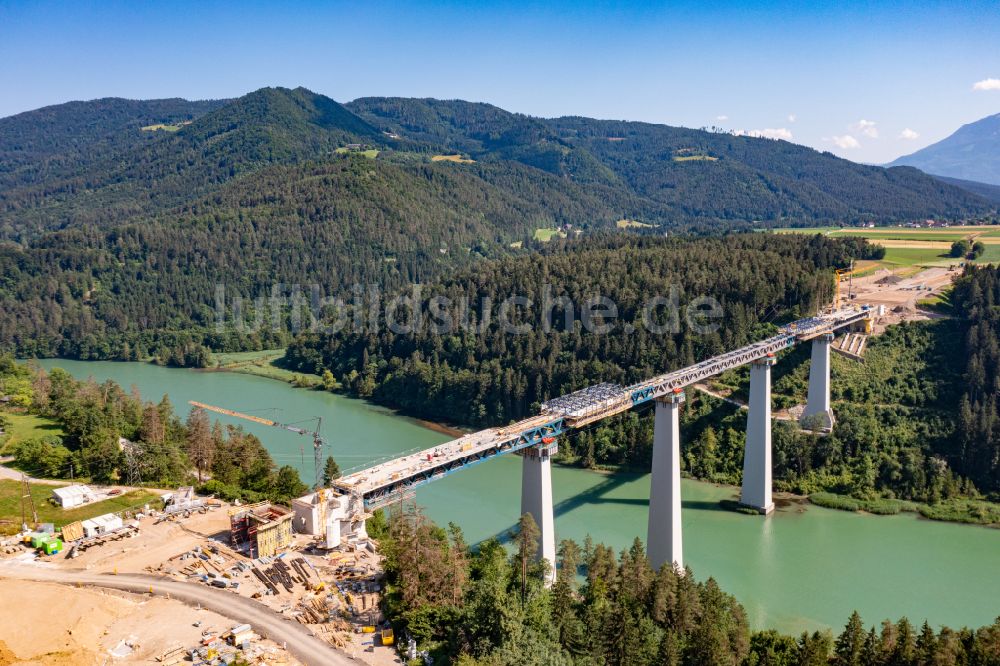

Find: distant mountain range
<box><xmin>889</xmin><ymin>112</ymin><xmax>1000</xmax><ymax>187</ymax></box>
<box><xmin>0</xmin><ymin>86</ymin><xmax>995</xmax><ymax>359</ymax></box>
<box><xmin>0</xmin><ymin>87</ymin><xmax>993</xmax><ymax>243</ymax></box>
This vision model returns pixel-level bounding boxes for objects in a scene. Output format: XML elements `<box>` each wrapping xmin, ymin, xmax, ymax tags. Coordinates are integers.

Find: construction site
<box><xmin>0</xmin><ymin>484</ymin><xmax>399</xmax><ymax>666</ymax></box>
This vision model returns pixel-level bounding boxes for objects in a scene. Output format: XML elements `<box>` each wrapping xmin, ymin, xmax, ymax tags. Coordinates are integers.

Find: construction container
<box><xmin>42</xmin><ymin>538</ymin><xmax>62</xmax><ymax>555</ymax></box>
<box><xmin>381</xmin><ymin>628</ymin><xmax>395</xmax><ymax>645</ymax></box>
<box><xmin>30</xmin><ymin>533</ymin><xmax>51</xmax><ymax>549</ymax></box>
<box><xmin>230</xmin><ymin>624</ymin><xmax>254</xmax><ymax>645</ymax></box>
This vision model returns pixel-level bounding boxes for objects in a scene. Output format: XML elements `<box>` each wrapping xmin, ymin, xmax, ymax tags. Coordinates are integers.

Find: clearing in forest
<box><xmin>431</xmin><ymin>154</ymin><xmax>476</xmax><ymax>163</ymax></box>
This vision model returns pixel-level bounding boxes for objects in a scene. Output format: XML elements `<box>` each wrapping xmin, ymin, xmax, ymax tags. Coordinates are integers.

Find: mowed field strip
<box><xmin>773</xmin><ymin>226</ymin><xmax>1000</xmax><ymax>268</ymax></box>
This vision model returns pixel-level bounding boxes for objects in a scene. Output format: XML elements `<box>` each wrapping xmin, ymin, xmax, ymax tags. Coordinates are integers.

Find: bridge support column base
<box><xmin>647</xmin><ymin>391</ymin><xmax>685</xmax><ymax>572</ymax></box>
<box><xmin>741</xmin><ymin>358</ymin><xmax>775</xmax><ymax>515</ymax></box>
<box><xmin>520</xmin><ymin>442</ymin><xmax>557</xmax><ymax>587</ymax></box>
<box><xmin>738</xmin><ymin>502</ymin><xmax>775</xmax><ymax>515</ymax></box>
<box><xmin>801</xmin><ymin>333</ymin><xmax>835</xmax><ymax>431</ymax></box>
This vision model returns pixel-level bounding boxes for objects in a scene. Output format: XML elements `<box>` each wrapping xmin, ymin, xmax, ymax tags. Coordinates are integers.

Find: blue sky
<box><xmin>1</xmin><ymin>0</ymin><xmax>998</xmax><ymax>163</ymax></box>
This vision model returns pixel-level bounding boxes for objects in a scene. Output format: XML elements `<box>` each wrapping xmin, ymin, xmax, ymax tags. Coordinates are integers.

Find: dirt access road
<box><xmin>0</xmin><ymin>564</ymin><xmax>355</xmax><ymax>666</ymax></box>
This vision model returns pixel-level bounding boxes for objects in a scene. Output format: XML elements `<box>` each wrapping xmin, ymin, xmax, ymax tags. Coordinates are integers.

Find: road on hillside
<box><xmin>0</xmin><ymin>565</ymin><xmax>357</xmax><ymax>666</ymax></box>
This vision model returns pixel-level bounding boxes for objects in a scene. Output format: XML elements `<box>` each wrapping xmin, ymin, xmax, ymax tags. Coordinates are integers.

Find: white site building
<box><xmin>51</xmin><ymin>484</ymin><xmax>96</xmax><ymax>508</ymax></box>
<box><xmin>291</xmin><ymin>490</ymin><xmax>367</xmax><ymax>548</ymax></box>
<box><xmin>81</xmin><ymin>513</ymin><xmax>124</xmax><ymax>538</ymax></box>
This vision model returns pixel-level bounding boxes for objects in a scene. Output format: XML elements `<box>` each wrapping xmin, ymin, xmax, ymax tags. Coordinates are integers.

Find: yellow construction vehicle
<box><xmin>834</xmin><ymin>260</ymin><xmax>856</xmax><ymax>310</ymax></box>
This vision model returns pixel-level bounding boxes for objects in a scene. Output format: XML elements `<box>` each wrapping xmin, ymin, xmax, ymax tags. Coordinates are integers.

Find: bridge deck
<box><xmin>334</xmin><ymin>306</ymin><xmax>872</xmax><ymax>510</ymax></box>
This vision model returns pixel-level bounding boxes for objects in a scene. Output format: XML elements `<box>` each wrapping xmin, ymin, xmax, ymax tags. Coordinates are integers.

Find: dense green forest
<box><xmin>0</xmin><ymin>156</ymin><xmax>626</xmax><ymax>360</ymax></box>
<box><xmin>375</xmin><ymin>505</ymin><xmax>1000</xmax><ymax>665</ymax></box>
<box><xmin>0</xmin><ymin>355</ymin><xmax>308</xmax><ymax>502</ymax></box>
<box><xmin>952</xmin><ymin>265</ymin><xmax>1000</xmax><ymax>492</ymax></box>
<box><xmin>285</xmin><ymin>233</ymin><xmax>878</xmax><ymax>423</ymax></box>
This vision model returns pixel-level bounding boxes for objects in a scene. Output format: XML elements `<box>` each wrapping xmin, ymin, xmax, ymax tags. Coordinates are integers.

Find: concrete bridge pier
<box><xmin>647</xmin><ymin>390</ymin><xmax>685</xmax><ymax>572</ymax></box>
<box><xmin>520</xmin><ymin>440</ymin><xmax>558</xmax><ymax>586</ymax></box>
<box><xmin>801</xmin><ymin>332</ymin><xmax>835</xmax><ymax>431</ymax></box>
<box><xmin>741</xmin><ymin>357</ymin><xmax>776</xmax><ymax>514</ymax></box>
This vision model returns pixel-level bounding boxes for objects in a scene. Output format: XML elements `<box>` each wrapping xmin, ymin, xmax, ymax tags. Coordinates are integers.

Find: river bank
<box><xmin>206</xmin><ymin>348</ymin><xmax>323</xmax><ymax>387</ymax></box>
<box><xmin>809</xmin><ymin>491</ymin><xmax>1000</xmax><ymax>527</ymax></box>
<box><xmin>22</xmin><ymin>354</ymin><xmax>1000</xmax><ymax>530</ymax></box>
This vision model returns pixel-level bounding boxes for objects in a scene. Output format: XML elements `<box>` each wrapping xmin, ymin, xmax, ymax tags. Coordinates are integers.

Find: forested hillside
<box><xmin>0</xmin><ymin>87</ymin><xmax>994</xmax><ymax>362</ymax></box>
<box><xmin>349</xmin><ymin>96</ymin><xmax>994</xmax><ymax>224</ymax></box>
<box><xmin>284</xmin><ymin>233</ymin><xmax>876</xmax><ymax>423</ymax></box>
<box><xmin>1</xmin><ymin>87</ymin><xmax>993</xmax><ymax>243</ymax></box>
<box><xmin>0</xmin><ymin>88</ymin><xmax>384</xmax><ymax>235</ymax></box>
<box><xmin>952</xmin><ymin>265</ymin><xmax>1000</xmax><ymax>492</ymax></box>
<box><xmin>0</xmin><ymin>96</ymin><xmax>226</xmax><ymax>192</ymax></box>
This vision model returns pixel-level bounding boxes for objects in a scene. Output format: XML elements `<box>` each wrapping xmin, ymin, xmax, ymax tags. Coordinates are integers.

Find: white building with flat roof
<box><xmin>51</xmin><ymin>484</ymin><xmax>96</xmax><ymax>508</ymax></box>
<box><xmin>81</xmin><ymin>513</ymin><xmax>123</xmax><ymax>538</ymax></box>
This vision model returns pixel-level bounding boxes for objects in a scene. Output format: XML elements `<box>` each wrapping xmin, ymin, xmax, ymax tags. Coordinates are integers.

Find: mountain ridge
<box><xmin>888</xmin><ymin>112</ymin><xmax>1000</xmax><ymax>186</ymax></box>
<box><xmin>0</xmin><ymin>86</ymin><xmax>994</xmax><ymax>243</ymax></box>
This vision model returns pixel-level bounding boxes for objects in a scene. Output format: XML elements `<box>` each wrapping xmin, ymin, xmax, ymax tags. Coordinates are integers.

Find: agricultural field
<box><xmin>0</xmin><ymin>479</ymin><xmax>159</xmax><ymax>533</ymax></box>
<box><xmin>771</xmin><ymin>226</ymin><xmax>841</xmax><ymax>235</ymax></box>
<box><xmin>616</xmin><ymin>219</ymin><xmax>656</xmax><ymax>229</ymax></box>
<box><xmin>878</xmin><ymin>247</ymin><xmax>953</xmax><ymax>267</ymax></box>
<box><xmin>335</xmin><ymin>147</ymin><xmax>379</xmax><ymax>158</ymax></box>
<box><xmin>0</xmin><ymin>413</ymin><xmax>63</xmax><ymax>455</ymax></box>
<box><xmin>533</xmin><ymin>227</ymin><xmax>568</xmax><ymax>242</ymax></box>
<box><xmin>431</xmin><ymin>154</ymin><xmax>476</xmax><ymax>163</ymax></box>
<box><xmin>773</xmin><ymin>225</ymin><xmax>1000</xmax><ymax>268</ymax></box>
<box><xmin>140</xmin><ymin>121</ymin><xmax>190</xmax><ymax>132</ymax></box>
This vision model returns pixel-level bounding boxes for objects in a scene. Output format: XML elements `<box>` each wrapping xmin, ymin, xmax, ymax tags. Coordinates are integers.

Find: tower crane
<box><xmin>189</xmin><ymin>400</ymin><xmax>328</xmax><ymax>490</ymax></box>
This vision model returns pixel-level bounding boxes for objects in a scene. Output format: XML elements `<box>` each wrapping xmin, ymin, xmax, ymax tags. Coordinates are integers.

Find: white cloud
<box><xmin>736</xmin><ymin>127</ymin><xmax>793</xmax><ymax>140</ymax></box>
<box><xmin>973</xmin><ymin>78</ymin><xmax>1000</xmax><ymax>91</ymax></box>
<box><xmin>787</xmin><ymin>114</ymin><xmax>797</xmax><ymax>123</ymax></box>
<box><xmin>827</xmin><ymin>135</ymin><xmax>861</xmax><ymax>150</ymax></box>
<box><xmin>899</xmin><ymin>128</ymin><xmax>920</xmax><ymax>140</ymax></box>
<box><xmin>716</xmin><ymin>115</ymin><xmax>729</xmax><ymax>121</ymax></box>
<box><xmin>850</xmin><ymin>119</ymin><xmax>879</xmax><ymax>138</ymax></box>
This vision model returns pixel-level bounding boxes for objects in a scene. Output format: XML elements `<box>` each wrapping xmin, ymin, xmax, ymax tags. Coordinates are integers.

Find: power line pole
<box><xmin>123</xmin><ymin>441</ymin><xmax>142</xmax><ymax>487</ymax></box>
<box><xmin>20</xmin><ymin>473</ymin><xmax>37</xmax><ymax>530</ymax></box>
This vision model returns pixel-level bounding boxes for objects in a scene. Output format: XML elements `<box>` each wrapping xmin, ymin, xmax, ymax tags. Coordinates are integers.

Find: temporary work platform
<box><xmin>228</xmin><ymin>503</ymin><xmax>292</xmax><ymax>559</ymax></box>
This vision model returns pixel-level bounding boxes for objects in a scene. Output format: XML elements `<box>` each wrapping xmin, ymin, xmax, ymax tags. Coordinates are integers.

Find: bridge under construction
<box><xmin>332</xmin><ymin>305</ymin><xmax>876</xmax><ymax>582</ymax></box>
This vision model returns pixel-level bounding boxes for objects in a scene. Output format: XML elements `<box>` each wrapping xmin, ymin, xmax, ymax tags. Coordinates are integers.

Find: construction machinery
<box><xmin>834</xmin><ymin>260</ymin><xmax>856</xmax><ymax>310</ymax></box>
<box><xmin>190</xmin><ymin>401</ymin><xmax>328</xmax><ymax>490</ymax></box>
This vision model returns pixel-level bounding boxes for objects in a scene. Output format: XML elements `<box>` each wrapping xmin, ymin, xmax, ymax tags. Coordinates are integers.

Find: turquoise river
<box><xmin>37</xmin><ymin>359</ymin><xmax>1000</xmax><ymax>635</ymax></box>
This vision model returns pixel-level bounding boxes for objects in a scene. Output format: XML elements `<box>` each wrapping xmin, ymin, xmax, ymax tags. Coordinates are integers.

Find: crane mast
<box><xmin>189</xmin><ymin>401</ymin><xmax>327</xmax><ymax>490</ymax></box>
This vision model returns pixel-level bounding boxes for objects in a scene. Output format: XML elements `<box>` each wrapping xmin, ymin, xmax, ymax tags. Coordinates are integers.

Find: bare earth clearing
<box><xmin>0</xmin><ymin>502</ymin><xmax>396</xmax><ymax>666</ymax></box>
<box><xmin>0</xmin><ymin>579</ymin><xmax>295</xmax><ymax>666</ymax></box>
